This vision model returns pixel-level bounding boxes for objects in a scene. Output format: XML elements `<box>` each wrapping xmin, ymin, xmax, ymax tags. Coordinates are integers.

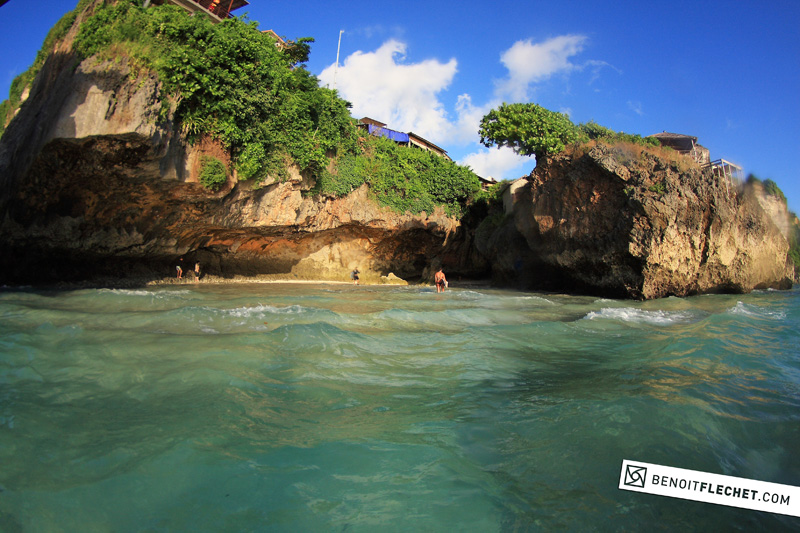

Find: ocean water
<box><xmin>0</xmin><ymin>282</ymin><xmax>798</xmax><ymax>531</ymax></box>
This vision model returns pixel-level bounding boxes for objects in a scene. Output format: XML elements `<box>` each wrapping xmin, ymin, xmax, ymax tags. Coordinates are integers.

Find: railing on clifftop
<box><xmin>706</xmin><ymin>158</ymin><xmax>743</xmax><ymax>197</ymax></box>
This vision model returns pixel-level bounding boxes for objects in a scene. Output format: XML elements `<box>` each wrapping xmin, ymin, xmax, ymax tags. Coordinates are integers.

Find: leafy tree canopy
<box><xmin>478</xmin><ymin>103</ymin><xmax>579</xmax><ymax>159</ymax></box>
<box><xmin>478</xmin><ymin>103</ymin><xmax>660</xmax><ymax>161</ymax></box>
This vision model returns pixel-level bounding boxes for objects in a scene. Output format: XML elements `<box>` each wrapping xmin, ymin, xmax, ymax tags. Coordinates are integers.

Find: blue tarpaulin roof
<box><xmin>367</xmin><ymin>124</ymin><xmax>409</xmax><ymax>143</ymax></box>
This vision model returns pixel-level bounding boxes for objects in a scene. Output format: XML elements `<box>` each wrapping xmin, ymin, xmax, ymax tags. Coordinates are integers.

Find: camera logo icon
<box><xmin>624</xmin><ymin>464</ymin><xmax>647</xmax><ymax>488</ymax></box>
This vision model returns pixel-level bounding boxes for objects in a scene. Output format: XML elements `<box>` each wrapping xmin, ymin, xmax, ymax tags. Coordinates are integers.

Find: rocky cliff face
<box><xmin>0</xmin><ymin>5</ymin><xmax>792</xmax><ymax>296</ymax></box>
<box><xmin>749</xmin><ymin>180</ymin><xmax>794</xmax><ymax>240</ymax></box>
<box><xmin>474</xmin><ymin>144</ymin><xmax>793</xmax><ymax>298</ymax></box>
<box><xmin>0</xmin><ymin>132</ymin><xmax>460</xmax><ymax>284</ymax></box>
<box><xmin>0</xmin><ymin>20</ymin><xmax>461</xmax><ymax>285</ymax></box>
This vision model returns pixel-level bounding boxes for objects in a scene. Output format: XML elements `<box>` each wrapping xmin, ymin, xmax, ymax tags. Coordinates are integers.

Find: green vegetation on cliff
<box><xmin>478</xmin><ymin>102</ymin><xmax>658</xmax><ymax>160</ymax></box>
<box><xmin>73</xmin><ymin>0</ymin><xmax>355</xmax><ymax>181</ymax></box>
<box><xmin>198</xmin><ymin>155</ymin><xmax>227</xmax><ymax>191</ymax></box>
<box><xmin>64</xmin><ymin>0</ymin><xmax>480</xmax><ymax>215</ymax></box>
<box><xmin>479</xmin><ymin>103</ymin><xmax>580</xmax><ymax>159</ymax></box>
<box><xmin>576</xmin><ymin>120</ymin><xmax>660</xmax><ymax>148</ymax></box>
<box><xmin>315</xmin><ymin>136</ymin><xmax>480</xmax><ymax>217</ymax></box>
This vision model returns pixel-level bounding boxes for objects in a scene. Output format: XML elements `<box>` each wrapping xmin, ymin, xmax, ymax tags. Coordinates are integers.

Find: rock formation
<box><xmin>0</xmin><ymin>4</ymin><xmax>459</xmax><ymax>286</ymax></box>
<box><xmin>0</xmin><ymin>131</ymin><xmax>459</xmax><ymax>284</ymax></box>
<box><xmin>473</xmin><ymin>144</ymin><xmax>793</xmax><ymax>298</ymax></box>
<box><xmin>0</xmin><ymin>2</ymin><xmax>792</xmax><ymax>297</ymax></box>
<box><xmin>749</xmin><ymin>179</ymin><xmax>794</xmax><ymax>240</ymax></box>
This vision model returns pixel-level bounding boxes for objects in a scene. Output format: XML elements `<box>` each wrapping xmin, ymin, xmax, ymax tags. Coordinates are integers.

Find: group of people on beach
<box><xmin>174</xmin><ymin>258</ymin><xmax>448</xmax><ymax>290</ymax></box>
<box><xmin>176</xmin><ymin>258</ymin><xmax>201</xmax><ymax>281</ymax></box>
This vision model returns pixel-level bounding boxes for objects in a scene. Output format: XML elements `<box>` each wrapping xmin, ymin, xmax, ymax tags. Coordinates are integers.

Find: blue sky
<box><xmin>2</xmin><ymin>1</ymin><xmax>799</xmax><ymax>214</ymax></box>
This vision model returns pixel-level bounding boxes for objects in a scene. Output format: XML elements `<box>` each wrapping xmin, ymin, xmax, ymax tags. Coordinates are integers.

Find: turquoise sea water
<box><xmin>0</xmin><ymin>283</ymin><xmax>798</xmax><ymax>531</ymax></box>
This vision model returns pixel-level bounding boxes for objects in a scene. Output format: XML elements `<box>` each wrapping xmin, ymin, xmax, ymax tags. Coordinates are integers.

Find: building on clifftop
<box><xmin>357</xmin><ymin>118</ymin><xmax>452</xmax><ymax>161</ymax></box>
<box><xmin>647</xmin><ymin>131</ymin><xmax>710</xmax><ymax>165</ymax></box>
<box><xmin>649</xmin><ymin>131</ymin><xmax>743</xmax><ymax>195</ymax></box>
<box><xmin>145</xmin><ymin>0</ymin><xmax>249</xmax><ymax>23</ymax></box>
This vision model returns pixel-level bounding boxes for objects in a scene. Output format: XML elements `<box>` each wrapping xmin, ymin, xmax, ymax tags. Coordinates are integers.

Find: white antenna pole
<box><xmin>334</xmin><ymin>30</ymin><xmax>344</xmax><ymax>91</ymax></box>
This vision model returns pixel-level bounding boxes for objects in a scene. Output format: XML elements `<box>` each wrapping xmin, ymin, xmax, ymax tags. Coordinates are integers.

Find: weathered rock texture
<box><xmin>749</xmin><ymin>180</ymin><xmax>795</xmax><ymax>240</ymax></box>
<box><xmin>474</xmin><ymin>144</ymin><xmax>793</xmax><ymax>298</ymax></box>
<box><xmin>0</xmin><ymin>4</ymin><xmax>792</xmax><ymax>296</ymax></box>
<box><xmin>0</xmin><ymin>3</ymin><xmax>465</xmax><ymax>286</ymax></box>
<box><xmin>0</xmin><ymin>133</ymin><xmax>459</xmax><ymax>284</ymax></box>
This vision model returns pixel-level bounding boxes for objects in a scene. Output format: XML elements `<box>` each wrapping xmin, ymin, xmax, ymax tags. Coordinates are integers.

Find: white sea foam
<box><xmin>728</xmin><ymin>301</ymin><xmax>786</xmax><ymax>320</ymax></box>
<box><xmin>100</xmin><ymin>288</ymin><xmax>193</xmax><ymax>298</ymax></box>
<box><xmin>99</xmin><ymin>289</ymin><xmax>151</xmax><ymax>296</ymax></box>
<box><xmin>452</xmin><ymin>290</ymin><xmax>489</xmax><ymax>300</ymax></box>
<box><xmin>223</xmin><ymin>304</ymin><xmax>315</xmax><ymax>318</ymax></box>
<box><xmin>584</xmin><ymin>307</ymin><xmax>697</xmax><ymax>325</ymax></box>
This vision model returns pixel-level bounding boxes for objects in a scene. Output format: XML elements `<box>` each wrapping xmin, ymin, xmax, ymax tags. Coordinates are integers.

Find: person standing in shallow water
<box><xmin>176</xmin><ymin>258</ymin><xmax>184</xmax><ymax>280</ymax></box>
<box><xmin>351</xmin><ymin>268</ymin><xmax>360</xmax><ymax>285</ymax></box>
<box><xmin>434</xmin><ymin>267</ymin><xmax>448</xmax><ymax>293</ymax></box>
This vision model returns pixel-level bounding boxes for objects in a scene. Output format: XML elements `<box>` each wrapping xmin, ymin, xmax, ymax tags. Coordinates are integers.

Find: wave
<box><xmin>728</xmin><ymin>301</ymin><xmax>786</xmax><ymax>320</ymax></box>
<box><xmin>372</xmin><ymin>307</ymin><xmax>500</xmax><ymax>330</ymax></box>
<box><xmin>221</xmin><ymin>303</ymin><xmax>320</xmax><ymax>318</ymax></box>
<box><xmin>98</xmin><ymin>288</ymin><xmax>194</xmax><ymax>299</ymax></box>
<box><xmin>583</xmin><ymin>307</ymin><xmax>700</xmax><ymax>325</ymax></box>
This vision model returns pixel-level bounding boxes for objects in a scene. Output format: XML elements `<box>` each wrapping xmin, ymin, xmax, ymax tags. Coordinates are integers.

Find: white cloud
<box><xmin>495</xmin><ymin>35</ymin><xmax>587</xmax><ymax>101</ymax></box>
<box><xmin>317</xmin><ymin>34</ymin><xmax>604</xmax><ymax>182</ymax></box>
<box><xmin>459</xmin><ymin>146</ymin><xmax>533</xmax><ymax>181</ymax></box>
<box><xmin>627</xmin><ymin>100</ymin><xmax>644</xmax><ymax>116</ymax></box>
<box><xmin>584</xmin><ymin>59</ymin><xmax>620</xmax><ymax>84</ymax></box>
<box><xmin>318</xmin><ymin>39</ymin><xmax>457</xmax><ymax>139</ymax></box>
<box><xmin>450</xmin><ymin>93</ymin><xmax>494</xmax><ymax>145</ymax></box>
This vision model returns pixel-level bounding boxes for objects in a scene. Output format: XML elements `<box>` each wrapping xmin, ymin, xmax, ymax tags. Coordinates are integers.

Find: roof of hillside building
<box><xmin>648</xmin><ymin>131</ymin><xmax>698</xmax><ymax>142</ymax></box>
<box><xmin>149</xmin><ymin>0</ymin><xmax>249</xmax><ymax>20</ymax></box>
<box><xmin>408</xmin><ymin>132</ymin><xmax>450</xmax><ymax>159</ymax></box>
<box><xmin>647</xmin><ymin>131</ymin><xmax>707</xmax><ymax>154</ymax></box>
<box><xmin>358</xmin><ymin>118</ymin><xmax>451</xmax><ymax>160</ymax></box>
<box><xmin>262</xmin><ymin>29</ymin><xmax>289</xmax><ymax>49</ymax></box>
<box><xmin>358</xmin><ymin>117</ymin><xmax>387</xmax><ymax>128</ymax></box>
<box><xmin>366</xmin><ymin>124</ymin><xmax>410</xmax><ymax>143</ymax></box>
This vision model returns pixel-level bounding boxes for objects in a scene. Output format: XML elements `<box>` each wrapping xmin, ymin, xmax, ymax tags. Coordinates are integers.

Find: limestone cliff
<box><xmin>0</xmin><ymin>19</ymin><xmax>460</xmax><ymax>284</ymax></box>
<box><xmin>0</xmin><ymin>2</ymin><xmax>792</xmax><ymax>296</ymax></box>
<box><xmin>749</xmin><ymin>179</ymin><xmax>794</xmax><ymax>240</ymax></box>
<box><xmin>0</xmin><ymin>132</ymin><xmax>459</xmax><ymax>284</ymax></box>
<box><xmin>473</xmin><ymin>144</ymin><xmax>793</xmax><ymax>298</ymax></box>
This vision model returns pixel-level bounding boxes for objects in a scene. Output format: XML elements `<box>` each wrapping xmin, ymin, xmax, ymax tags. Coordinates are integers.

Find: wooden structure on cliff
<box><xmin>706</xmin><ymin>158</ymin><xmax>743</xmax><ymax>197</ymax></box>
<box><xmin>707</xmin><ymin>159</ymin><xmax>743</xmax><ymax>182</ymax></box>
<box><xmin>648</xmin><ymin>132</ymin><xmax>710</xmax><ymax>165</ymax></box>
<box><xmin>146</xmin><ymin>0</ymin><xmax>249</xmax><ymax>22</ymax></box>
<box><xmin>648</xmin><ymin>131</ymin><xmax>743</xmax><ymax>196</ymax></box>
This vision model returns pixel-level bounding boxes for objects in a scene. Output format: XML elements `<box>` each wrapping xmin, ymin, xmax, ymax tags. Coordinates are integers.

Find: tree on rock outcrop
<box><xmin>478</xmin><ymin>103</ymin><xmax>579</xmax><ymax>160</ymax></box>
